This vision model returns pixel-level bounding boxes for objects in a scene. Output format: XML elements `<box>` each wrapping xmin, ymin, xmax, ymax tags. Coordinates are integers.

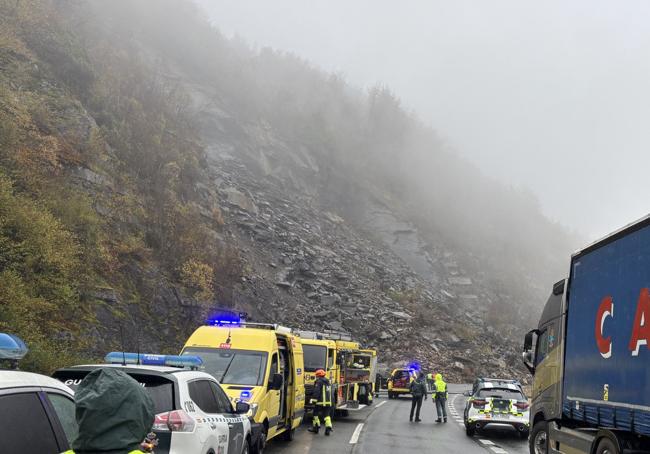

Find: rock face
<box><xmin>185</xmin><ymin>87</ymin><xmax>530</xmax><ymax>382</ymax></box>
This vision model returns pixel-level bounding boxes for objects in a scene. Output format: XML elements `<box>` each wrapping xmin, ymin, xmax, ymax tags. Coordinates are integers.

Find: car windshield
<box><xmin>477</xmin><ymin>388</ymin><xmax>525</xmax><ymax>400</ymax></box>
<box><xmin>184</xmin><ymin>347</ymin><xmax>268</xmax><ymax>386</ymax></box>
<box><xmin>302</xmin><ymin>345</ymin><xmax>327</xmax><ymax>372</ymax></box>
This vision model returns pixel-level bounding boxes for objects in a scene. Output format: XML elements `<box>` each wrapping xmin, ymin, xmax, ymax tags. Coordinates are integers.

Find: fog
<box><xmin>196</xmin><ymin>0</ymin><xmax>650</xmax><ymax>239</ymax></box>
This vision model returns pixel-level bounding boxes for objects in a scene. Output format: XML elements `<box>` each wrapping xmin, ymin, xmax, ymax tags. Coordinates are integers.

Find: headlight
<box><xmin>247</xmin><ymin>403</ymin><xmax>259</xmax><ymax>418</ymax></box>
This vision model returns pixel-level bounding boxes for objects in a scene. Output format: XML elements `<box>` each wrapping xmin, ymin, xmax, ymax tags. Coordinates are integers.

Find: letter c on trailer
<box><xmin>595</xmin><ymin>296</ymin><xmax>614</xmax><ymax>359</ymax></box>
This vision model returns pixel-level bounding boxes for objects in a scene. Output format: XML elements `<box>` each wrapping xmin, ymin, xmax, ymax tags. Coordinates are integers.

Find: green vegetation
<box><xmin>0</xmin><ymin>0</ymin><xmax>237</xmax><ymax>372</ymax></box>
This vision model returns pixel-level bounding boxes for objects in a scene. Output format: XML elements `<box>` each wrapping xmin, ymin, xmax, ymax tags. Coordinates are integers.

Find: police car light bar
<box><xmin>0</xmin><ymin>333</ymin><xmax>28</xmax><ymax>360</ymax></box>
<box><xmin>105</xmin><ymin>352</ymin><xmax>203</xmax><ymax>369</ymax></box>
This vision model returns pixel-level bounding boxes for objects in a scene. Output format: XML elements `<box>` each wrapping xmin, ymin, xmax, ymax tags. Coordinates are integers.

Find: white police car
<box><xmin>54</xmin><ymin>352</ymin><xmax>254</xmax><ymax>454</ymax></box>
<box><xmin>0</xmin><ymin>333</ymin><xmax>78</xmax><ymax>454</ymax></box>
<box><xmin>463</xmin><ymin>379</ymin><xmax>530</xmax><ymax>438</ymax></box>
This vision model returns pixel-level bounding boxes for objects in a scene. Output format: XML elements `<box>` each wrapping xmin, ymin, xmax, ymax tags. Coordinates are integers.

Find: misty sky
<box><xmin>196</xmin><ymin>0</ymin><xmax>650</xmax><ymax>239</ymax></box>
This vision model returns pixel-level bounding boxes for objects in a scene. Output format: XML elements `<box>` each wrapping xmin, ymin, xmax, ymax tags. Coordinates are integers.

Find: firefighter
<box><xmin>433</xmin><ymin>373</ymin><xmax>448</xmax><ymax>423</ymax></box>
<box><xmin>62</xmin><ymin>368</ymin><xmax>156</xmax><ymax>454</ymax></box>
<box><xmin>409</xmin><ymin>372</ymin><xmax>428</xmax><ymax>422</ymax></box>
<box><xmin>308</xmin><ymin>369</ymin><xmax>333</xmax><ymax>435</ymax></box>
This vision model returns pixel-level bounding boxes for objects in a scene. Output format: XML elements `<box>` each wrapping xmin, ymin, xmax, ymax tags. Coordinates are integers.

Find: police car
<box><xmin>463</xmin><ymin>378</ymin><xmax>530</xmax><ymax>438</ymax></box>
<box><xmin>54</xmin><ymin>352</ymin><xmax>254</xmax><ymax>454</ymax></box>
<box><xmin>0</xmin><ymin>333</ymin><xmax>78</xmax><ymax>454</ymax></box>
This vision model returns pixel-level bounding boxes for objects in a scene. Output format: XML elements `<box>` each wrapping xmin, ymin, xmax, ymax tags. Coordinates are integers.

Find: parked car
<box><xmin>463</xmin><ymin>378</ymin><xmax>530</xmax><ymax>438</ymax></box>
<box><xmin>0</xmin><ymin>333</ymin><xmax>77</xmax><ymax>454</ymax></box>
<box><xmin>54</xmin><ymin>352</ymin><xmax>255</xmax><ymax>454</ymax></box>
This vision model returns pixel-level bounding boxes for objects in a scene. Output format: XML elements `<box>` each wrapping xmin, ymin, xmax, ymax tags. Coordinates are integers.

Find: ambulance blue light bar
<box><xmin>0</xmin><ymin>333</ymin><xmax>28</xmax><ymax>360</ymax></box>
<box><xmin>207</xmin><ymin>314</ymin><xmax>241</xmax><ymax>326</ymax></box>
<box><xmin>105</xmin><ymin>352</ymin><xmax>203</xmax><ymax>368</ymax></box>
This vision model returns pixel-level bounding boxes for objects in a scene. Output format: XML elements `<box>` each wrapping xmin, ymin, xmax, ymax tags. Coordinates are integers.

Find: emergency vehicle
<box><xmin>387</xmin><ymin>368</ymin><xmax>416</xmax><ymax>399</ymax></box>
<box><xmin>182</xmin><ymin>318</ymin><xmax>305</xmax><ymax>449</ymax></box>
<box><xmin>54</xmin><ymin>353</ymin><xmax>254</xmax><ymax>454</ymax></box>
<box><xmin>463</xmin><ymin>378</ymin><xmax>530</xmax><ymax>438</ymax></box>
<box><xmin>298</xmin><ymin>331</ymin><xmax>376</xmax><ymax>414</ymax></box>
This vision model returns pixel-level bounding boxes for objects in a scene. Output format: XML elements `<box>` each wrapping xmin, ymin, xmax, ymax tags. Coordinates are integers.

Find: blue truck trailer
<box><xmin>523</xmin><ymin>215</ymin><xmax>650</xmax><ymax>454</ymax></box>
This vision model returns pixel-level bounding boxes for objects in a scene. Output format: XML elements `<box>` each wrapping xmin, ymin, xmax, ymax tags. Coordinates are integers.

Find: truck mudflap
<box><xmin>548</xmin><ymin>421</ymin><xmax>595</xmax><ymax>454</ymax></box>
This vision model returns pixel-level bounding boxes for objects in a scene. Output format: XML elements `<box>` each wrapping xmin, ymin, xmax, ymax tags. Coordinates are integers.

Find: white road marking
<box><xmin>376</xmin><ymin>401</ymin><xmax>387</xmax><ymax>408</ymax></box>
<box><xmin>490</xmin><ymin>448</ymin><xmax>508</xmax><ymax>454</ymax></box>
<box><xmin>479</xmin><ymin>439</ymin><xmax>495</xmax><ymax>446</ymax></box>
<box><xmin>349</xmin><ymin>423</ymin><xmax>364</xmax><ymax>444</ymax></box>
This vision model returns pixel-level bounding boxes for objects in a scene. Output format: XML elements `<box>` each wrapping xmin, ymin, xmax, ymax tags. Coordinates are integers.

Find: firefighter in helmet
<box><xmin>308</xmin><ymin>369</ymin><xmax>333</xmax><ymax>435</ymax></box>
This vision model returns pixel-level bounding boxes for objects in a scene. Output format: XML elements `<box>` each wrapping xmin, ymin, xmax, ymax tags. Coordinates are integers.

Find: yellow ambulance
<box><xmin>182</xmin><ymin>320</ymin><xmax>305</xmax><ymax>448</ymax></box>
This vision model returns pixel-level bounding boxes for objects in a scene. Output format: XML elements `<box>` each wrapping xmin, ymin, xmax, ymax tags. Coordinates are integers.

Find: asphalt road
<box><xmin>265</xmin><ymin>385</ymin><xmax>529</xmax><ymax>454</ymax></box>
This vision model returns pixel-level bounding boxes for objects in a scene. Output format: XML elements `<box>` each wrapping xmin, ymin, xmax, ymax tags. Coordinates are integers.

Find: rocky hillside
<box><xmin>0</xmin><ymin>0</ymin><xmax>579</xmax><ymax>381</ymax></box>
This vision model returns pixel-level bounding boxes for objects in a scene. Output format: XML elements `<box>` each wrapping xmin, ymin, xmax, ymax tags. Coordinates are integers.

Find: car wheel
<box><xmin>282</xmin><ymin>428</ymin><xmax>295</xmax><ymax>442</ymax></box>
<box><xmin>529</xmin><ymin>420</ymin><xmax>549</xmax><ymax>454</ymax></box>
<box><xmin>519</xmin><ymin>430</ymin><xmax>530</xmax><ymax>440</ymax></box>
<box><xmin>465</xmin><ymin>425</ymin><xmax>475</xmax><ymax>437</ymax></box>
<box><xmin>595</xmin><ymin>437</ymin><xmax>619</xmax><ymax>454</ymax></box>
<box><xmin>241</xmin><ymin>438</ymin><xmax>251</xmax><ymax>454</ymax></box>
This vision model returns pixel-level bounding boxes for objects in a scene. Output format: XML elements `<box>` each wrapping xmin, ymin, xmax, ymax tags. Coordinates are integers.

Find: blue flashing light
<box><xmin>206</xmin><ymin>313</ymin><xmax>241</xmax><ymax>327</ymax></box>
<box><xmin>0</xmin><ymin>333</ymin><xmax>28</xmax><ymax>360</ymax></box>
<box><xmin>240</xmin><ymin>390</ymin><xmax>252</xmax><ymax>400</ymax></box>
<box><xmin>105</xmin><ymin>352</ymin><xmax>203</xmax><ymax>369</ymax></box>
<box><xmin>407</xmin><ymin>361</ymin><xmax>422</xmax><ymax>373</ymax></box>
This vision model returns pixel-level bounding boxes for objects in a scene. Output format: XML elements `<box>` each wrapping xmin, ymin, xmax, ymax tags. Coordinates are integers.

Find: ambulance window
<box><xmin>271</xmin><ymin>353</ymin><xmax>279</xmax><ymax>375</ymax></box>
<box><xmin>0</xmin><ymin>392</ymin><xmax>61</xmax><ymax>452</ymax></box>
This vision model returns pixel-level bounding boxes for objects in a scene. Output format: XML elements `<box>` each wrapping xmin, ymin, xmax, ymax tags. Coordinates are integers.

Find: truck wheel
<box><xmin>595</xmin><ymin>437</ymin><xmax>619</xmax><ymax>454</ymax></box>
<box><xmin>529</xmin><ymin>421</ymin><xmax>548</xmax><ymax>454</ymax></box>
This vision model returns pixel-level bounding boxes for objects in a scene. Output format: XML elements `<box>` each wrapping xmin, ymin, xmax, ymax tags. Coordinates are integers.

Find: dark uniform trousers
<box><xmin>410</xmin><ymin>395</ymin><xmax>423</xmax><ymax>420</ymax></box>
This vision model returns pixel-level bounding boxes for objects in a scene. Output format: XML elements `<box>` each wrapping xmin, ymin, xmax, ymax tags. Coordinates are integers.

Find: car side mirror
<box><xmin>270</xmin><ymin>373</ymin><xmax>283</xmax><ymax>390</ymax></box>
<box><xmin>523</xmin><ymin>329</ymin><xmax>539</xmax><ymax>375</ymax></box>
<box><xmin>235</xmin><ymin>401</ymin><xmax>250</xmax><ymax>414</ymax></box>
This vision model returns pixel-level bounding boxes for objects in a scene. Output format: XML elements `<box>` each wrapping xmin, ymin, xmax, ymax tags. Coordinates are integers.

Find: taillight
<box><xmin>472</xmin><ymin>399</ymin><xmax>487</xmax><ymax>408</ymax></box>
<box><xmin>515</xmin><ymin>401</ymin><xmax>530</xmax><ymax>411</ymax></box>
<box><xmin>153</xmin><ymin>410</ymin><xmax>196</xmax><ymax>432</ymax></box>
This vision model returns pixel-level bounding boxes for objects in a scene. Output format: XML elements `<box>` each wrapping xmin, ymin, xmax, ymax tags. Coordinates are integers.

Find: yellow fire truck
<box><xmin>298</xmin><ymin>331</ymin><xmax>376</xmax><ymax>415</ymax></box>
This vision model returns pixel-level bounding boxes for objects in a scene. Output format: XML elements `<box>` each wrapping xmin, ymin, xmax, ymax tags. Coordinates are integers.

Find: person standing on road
<box><xmin>308</xmin><ymin>369</ymin><xmax>334</xmax><ymax>436</ymax></box>
<box><xmin>433</xmin><ymin>373</ymin><xmax>448</xmax><ymax>423</ymax></box>
<box><xmin>409</xmin><ymin>372</ymin><xmax>428</xmax><ymax>422</ymax></box>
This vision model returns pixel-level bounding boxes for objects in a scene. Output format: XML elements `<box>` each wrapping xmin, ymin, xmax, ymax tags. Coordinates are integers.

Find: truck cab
<box><xmin>182</xmin><ymin>321</ymin><xmax>305</xmax><ymax>447</ymax></box>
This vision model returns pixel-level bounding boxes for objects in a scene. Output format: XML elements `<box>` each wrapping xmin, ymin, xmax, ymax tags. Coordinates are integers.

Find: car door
<box><xmin>211</xmin><ymin>381</ymin><xmax>246</xmax><ymax>453</ymax></box>
<box><xmin>0</xmin><ymin>390</ymin><xmax>70</xmax><ymax>454</ymax></box>
<box><xmin>188</xmin><ymin>379</ymin><xmax>230</xmax><ymax>450</ymax></box>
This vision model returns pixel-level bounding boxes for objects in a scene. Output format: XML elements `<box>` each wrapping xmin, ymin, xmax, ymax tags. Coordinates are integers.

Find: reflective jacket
<box><xmin>312</xmin><ymin>376</ymin><xmax>333</xmax><ymax>406</ymax></box>
<box><xmin>434</xmin><ymin>373</ymin><xmax>447</xmax><ymax>399</ymax></box>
